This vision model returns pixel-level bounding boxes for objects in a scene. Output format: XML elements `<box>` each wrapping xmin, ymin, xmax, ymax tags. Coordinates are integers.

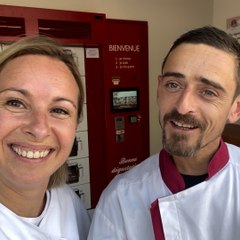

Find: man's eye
<box><xmin>203</xmin><ymin>89</ymin><xmax>217</xmax><ymax>97</ymax></box>
<box><xmin>165</xmin><ymin>82</ymin><xmax>180</xmax><ymax>90</ymax></box>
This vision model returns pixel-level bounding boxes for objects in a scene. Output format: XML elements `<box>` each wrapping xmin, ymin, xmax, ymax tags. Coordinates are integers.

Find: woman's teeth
<box><xmin>12</xmin><ymin>146</ymin><xmax>50</xmax><ymax>159</ymax></box>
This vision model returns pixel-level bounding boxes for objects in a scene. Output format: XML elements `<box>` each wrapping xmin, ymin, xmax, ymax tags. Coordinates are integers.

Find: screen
<box><xmin>110</xmin><ymin>88</ymin><xmax>139</xmax><ymax>112</ymax></box>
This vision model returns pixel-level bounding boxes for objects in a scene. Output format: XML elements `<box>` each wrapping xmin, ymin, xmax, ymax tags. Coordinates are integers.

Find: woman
<box><xmin>0</xmin><ymin>36</ymin><xmax>90</xmax><ymax>239</ymax></box>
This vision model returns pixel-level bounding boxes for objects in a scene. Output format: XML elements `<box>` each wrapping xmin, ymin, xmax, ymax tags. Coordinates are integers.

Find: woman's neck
<box><xmin>0</xmin><ymin>180</ymin><xmax>48</xmax><ymax>217</ymax></box>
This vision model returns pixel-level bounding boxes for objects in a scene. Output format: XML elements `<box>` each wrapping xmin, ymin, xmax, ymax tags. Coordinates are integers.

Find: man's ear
<box><xmin>228</xmin><ymin>95</ymin><xmax>240</xmax><ymax>123</ymax></box>
<box><xmin>157</xmin><ymin>75</ymin><xmax>162</xmax><ymax>99</ymax></box>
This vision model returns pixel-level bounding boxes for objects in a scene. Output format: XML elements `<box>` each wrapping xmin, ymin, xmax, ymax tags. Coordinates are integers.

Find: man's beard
<box><xmin>162</xmin><ymin>131</ymin><xmax>203</xmax><ymax>157</ymax></box>
<box><xmin>161</xmin><ymin>110</ymin><xmax>205</xmax><ymax>158</ymax></box>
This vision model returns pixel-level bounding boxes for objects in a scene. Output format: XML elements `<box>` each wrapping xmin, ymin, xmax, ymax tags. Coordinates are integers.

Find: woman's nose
<box><xmin>22</xmin><ymin>111</ymin><xmax>50</xmax><ymax>140</ymax></box>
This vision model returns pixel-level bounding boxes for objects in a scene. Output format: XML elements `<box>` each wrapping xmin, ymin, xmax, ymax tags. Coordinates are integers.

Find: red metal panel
<box><xmin>84</xmin><ymin>46</ymin><xmax>107</xmax><ymax>207</ymax></box>
<box><xmin>103</xmin><ymin>19</ymin><xmax>149</xmax><ymax>183</ymax></box>
<box><xmin>0</xmin><ymin>4</ymin><xmax>106</xmax><ymax>44</ymax></box>
<box><xmin>86</xmin><ymin>19</ymin><xmax>149</xmax><ymax>207</ymax></box>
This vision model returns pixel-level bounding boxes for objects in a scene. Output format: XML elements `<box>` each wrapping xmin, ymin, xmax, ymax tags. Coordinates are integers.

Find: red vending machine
<box><xmin>87</xmin><ymin>19</ymin><xmax>149</xmax><ymax>206</ymax></box>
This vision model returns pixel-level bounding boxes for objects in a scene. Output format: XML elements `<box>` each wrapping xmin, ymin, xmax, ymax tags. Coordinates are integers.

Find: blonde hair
<box><xmin>0</xmin><ymin>36</ymin><xmax>84</xmax><ymax>188</ymax></box>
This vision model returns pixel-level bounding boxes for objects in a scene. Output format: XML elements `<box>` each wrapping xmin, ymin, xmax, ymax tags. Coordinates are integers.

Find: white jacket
<box><xmin>0</xmin><ymin>184</ymin><xmax>90</xmax><ymax>240</ymax></box>
<box><xmin>88</xmin><ymin>142</ymin><xmax>240</xmax><ymax>240</ymax></box>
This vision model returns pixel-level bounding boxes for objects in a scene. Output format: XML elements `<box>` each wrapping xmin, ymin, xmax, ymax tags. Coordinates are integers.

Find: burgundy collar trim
<box><xmin>159</xmin><ymin>139</ymin><xmax>229</xmax><ymax>193</ymax></box>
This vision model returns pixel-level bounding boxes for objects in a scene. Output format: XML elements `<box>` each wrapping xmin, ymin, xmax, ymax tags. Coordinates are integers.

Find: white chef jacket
<box><xmin>0</xmin><ymin>184</ymin><xmax>90</xmax><ymax>240</ymax></box>
<box><xmin>88</xmin><ymin>140</ymin><xmax>240</xmax><ymax>240</ymax></box>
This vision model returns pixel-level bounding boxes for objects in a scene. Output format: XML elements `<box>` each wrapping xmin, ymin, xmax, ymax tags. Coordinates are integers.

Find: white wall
<box><xmin>213</xmin><ymin>0</ymin><xmax>240</xmax><ymax>125</ymax></box>
<box><xmin>0</xmin><ymin>0</ymin><xmax>213</xmax><ymax>154</ymax></box>
<box><xmin>213</xmin><ymin>0</ymin><xmax>240</xmax><ymax>30</ymax></box>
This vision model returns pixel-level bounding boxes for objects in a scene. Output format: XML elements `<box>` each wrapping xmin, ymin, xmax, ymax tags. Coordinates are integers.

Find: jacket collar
<box><xmin>159</xmin><ymin>139</ymin><xmax>229</xmax><ymax>193</ymax></box>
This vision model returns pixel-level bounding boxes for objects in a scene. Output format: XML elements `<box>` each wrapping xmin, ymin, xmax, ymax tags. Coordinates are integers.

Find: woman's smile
<box><xmin>11</xmin><ymin>144</ymin><xmax>52</xmax><ymax>159</ymax></box>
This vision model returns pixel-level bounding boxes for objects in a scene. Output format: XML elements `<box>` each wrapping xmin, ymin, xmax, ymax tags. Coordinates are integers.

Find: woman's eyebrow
<box><xmin>0</xmin><ymin>88</ymin><xmax>77</xmax><ymax>109</ymax></box>
<box><xmin>53</xmin><ymin>97</ymin><xmax>77</xmax><ymax>109</ymax></box>
<box><xmin>0</xmin><ymin>87</ymin><xmax>28</xmax><ymax>95</ymax></box>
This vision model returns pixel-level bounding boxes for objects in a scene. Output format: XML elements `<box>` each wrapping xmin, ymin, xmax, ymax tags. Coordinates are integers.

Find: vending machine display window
<box><xmin>110</xmin><ymin>88</ymin><xmax>139</xmax><ymax>112</ymax></box>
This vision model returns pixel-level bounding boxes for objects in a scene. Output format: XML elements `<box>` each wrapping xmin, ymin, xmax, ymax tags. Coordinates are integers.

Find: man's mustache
<box><xmin>163</xmin><ymin>109</ymin><xmax>205</xmax><ymax>130</ymax></box>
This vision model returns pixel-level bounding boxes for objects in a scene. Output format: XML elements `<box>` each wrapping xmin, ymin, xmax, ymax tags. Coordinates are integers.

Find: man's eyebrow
<box><xmin>161</xmin><ymin>72</ymin><xmax>185</xmax><ymax>78</ymax></box>
<box><xmin>199</xmin><ymin>77</ymin><xmax>226</xmax><ymax>92</ymax></box>
<box><xmin>161</xmin><ymin>73</ymin><xmax>226</xmax><ymax>93</ymax></box>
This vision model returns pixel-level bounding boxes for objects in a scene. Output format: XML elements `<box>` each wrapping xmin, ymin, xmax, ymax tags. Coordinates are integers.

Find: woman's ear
<box><xmin>227</xmin><ymin>95</ymin><xmax>240</xmax><ymax>123</ymax></box>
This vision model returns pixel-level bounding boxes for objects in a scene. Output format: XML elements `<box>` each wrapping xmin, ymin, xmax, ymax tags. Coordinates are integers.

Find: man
<box><xmin>88</xmin><ymin>26</ymin><xmax>240</xmax><ymax>240</ymax></box>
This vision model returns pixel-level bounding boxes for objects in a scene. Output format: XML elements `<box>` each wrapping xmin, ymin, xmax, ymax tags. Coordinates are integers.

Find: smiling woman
<box><xmin>0</xmin><ymin>36</ymin><xmax>90</xmax><ymax>239</ymax></box>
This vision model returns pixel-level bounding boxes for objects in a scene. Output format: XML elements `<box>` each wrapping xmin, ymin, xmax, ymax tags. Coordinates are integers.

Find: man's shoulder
<box><xmin>226</xmin><ymin>143</ymin><xmax>240</xmax><ymax>166</ymax></box>
<box><xmin>226</xmin><ymin>142</ymin><xmax>240</xmax><ymax>151</ymax></box>
<box><xmin>102</xmin><ymin>153</ymin><xmax>160</xmax><ymax>195</ymax></box>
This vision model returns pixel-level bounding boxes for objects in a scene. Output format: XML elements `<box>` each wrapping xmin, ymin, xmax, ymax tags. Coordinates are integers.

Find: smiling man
<box><xmin>88</xmin><ymin>26</ymin><xmax>240</xmax><ymax>240</ymax></box>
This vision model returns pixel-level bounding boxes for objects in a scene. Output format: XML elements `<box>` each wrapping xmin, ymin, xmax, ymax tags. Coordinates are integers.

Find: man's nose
<box><xmin>175</xmin><ymin>89</ymin><xmax>196</xmax><ymax>115</ymax></box>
